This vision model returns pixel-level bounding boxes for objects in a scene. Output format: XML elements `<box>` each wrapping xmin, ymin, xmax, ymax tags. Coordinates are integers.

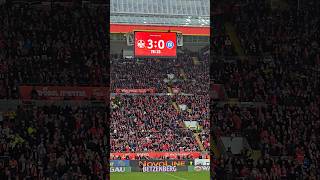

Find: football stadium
<box><xmin>110</xmin><ymin>0</ymin><xmax>210</xmax><ymax>179</ymax></box>
<box><xmin>1</xmin><ymin>0</ymin><xmax>319</xmax><ymax>179</ymax></box>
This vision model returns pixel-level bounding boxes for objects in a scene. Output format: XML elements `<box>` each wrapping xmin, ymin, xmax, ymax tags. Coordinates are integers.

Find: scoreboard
<box><xmin>134</xmin><ymin>31</ymin><xmax>177</xmax><ymax>58</ymax></box>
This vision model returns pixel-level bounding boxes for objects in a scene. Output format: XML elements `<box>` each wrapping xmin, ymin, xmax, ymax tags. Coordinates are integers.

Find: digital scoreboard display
<box><xmin>134</xmin><ymin>31</ymin><xmax>177</xmax><ymax>58</ymax></box>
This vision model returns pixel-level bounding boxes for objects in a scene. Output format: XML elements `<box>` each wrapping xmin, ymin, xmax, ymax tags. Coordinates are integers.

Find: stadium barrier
<box><xmin>131</xmin><ymin>159</ymin><xmax>192</xmax><ymax>172</ymax></box>
<box><xmin>110</xmin><ymin>166</ymin><xmax>132</xmax><ymax>173</ymax></box>
<box><xmin>188</xmin><ymin>165</ymin><xmax>210</xmax><ymax>172</ymax></box>
<box><xmin>19</xmin><ymin>85</ymin><xmax>109</xmax><ymax>100</ymax></box>
<box><xmin>194</xmin><ymin>158</ymin><xmax>210</xmax><ymax>166</ymax></box>
<box><xmin>110</xmin><ymin>159</ymin><xmax>210</xmax><ymax>173</ymax></box>
<box><xmin>115</xmin><ymin>88</ymin><xmax>156</xmax><ymax>93</ymax></box>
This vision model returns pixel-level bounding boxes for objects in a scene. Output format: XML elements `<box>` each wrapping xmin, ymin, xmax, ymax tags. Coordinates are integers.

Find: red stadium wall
<box><xmin>19</xmin><ymin>86</ymin><xmax>109</xmax><ymax>100</ymax></box>
<box><xmin>110</xmin><ymin>24</ymin><xmax>210</xmax><ymax>36</ymax></box>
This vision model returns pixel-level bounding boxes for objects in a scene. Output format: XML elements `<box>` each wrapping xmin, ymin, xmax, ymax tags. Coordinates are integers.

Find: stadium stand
<box><xmin>110</xmin><ymin>1</ymin><xmax>210</xmax><ymax>172</ymax></box>
<box><xmin>110</xmin><ymin>48</ymin><xmax>210</xmax><ymax>159</ymax></box>
<box><xmin>0</xmin><ymin>103</ymin><xmax>108</xmax><ymax>179</ymax></box>
<box><xmin>0</xmin><ymin>1</ymin><xmax>108</xmax><ymax>99</ymax></box>
<box><xmin>111</xmin><ymin>95</ymin><xmax>201</xmax><ymax>153</ymax></box>
<box><xmin>211</xmin><ymin>0</ymin><xmax>320</xmax><ymax>179</ymax></box>
<box><xmin>0</xmin><ymin>1</ymin><xmax>109</xmax><ymax>179</ymax></box>
<box><xmin>111</xmin><ymin>50</ymin><xmax>209</xmax><ymax>95</ymax></box>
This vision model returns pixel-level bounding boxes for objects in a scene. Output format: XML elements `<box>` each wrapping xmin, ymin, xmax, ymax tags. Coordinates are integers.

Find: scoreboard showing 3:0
<box><xmin>134</xmin><ymin>31</ymin><xmax>177</xmax><ymax>58</ymax></box>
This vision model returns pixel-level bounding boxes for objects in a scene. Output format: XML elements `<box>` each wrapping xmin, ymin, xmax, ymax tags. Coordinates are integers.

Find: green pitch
<box><xmin>110</xmin><ymin>171</ymin><xmax>210</xmax><ymax>180</ymax></box>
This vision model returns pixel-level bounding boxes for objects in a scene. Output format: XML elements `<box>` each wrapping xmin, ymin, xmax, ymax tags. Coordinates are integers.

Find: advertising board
<box><xmin>194</xmin><ymin>159</ymin><xmax>210</xmax><ymax>166</ymax></box>
<box><xmin>142</xmin><ymin>166</ymin><xmax>177</xmax><ymax>172</ymax></box>
<box><xmin>110</xmin><ymin>166</ymin><xmax>131</xmax><ymax>173</ymax></box>
<box><xmin>19</xmin><ymin>86</ymin><xmax>108</xmax><ymax>100</ymax></box>
<box><xmin>188</xmin><ymin>165</ymin><xmax>210</xmax><ymax>172</ymax></box>
<box><xmin>129</xmin><ymin>160</ymin><xmax>192</xmax><ymax>172</ymax></box>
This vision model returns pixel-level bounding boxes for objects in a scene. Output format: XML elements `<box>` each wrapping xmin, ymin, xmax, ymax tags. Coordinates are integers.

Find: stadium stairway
<box><xmin>167</xmin><ymin>86</ymin><xmax>173</xmax><ymax>94</ymax></box>
<box><xmin>192</xmin><ymin>57</ymin><xmax>200</xmax><ymax>65</ymax></box>
<box><xmin>172</xmin><ymin>102</ymin><xmax>180</xmax><ymax>112</ymax></box>
<box><xmin>225</xmin><ymin>22</ymin><xmax>246</xmax><ymax>60</ymax></box>
<box><xmin>194</xmin><ymin>133</ymin><xmax>205</xmax><ymax>151</ymax></box>
<box><xmin>179</xmin><ymin>69</ymin><xmax>187</xmax><ymax>81</ymax></box>
<box><xmin>211</xmin><ymin>139</ymin><xmax>221</xmax><ymax>158</ymax></box>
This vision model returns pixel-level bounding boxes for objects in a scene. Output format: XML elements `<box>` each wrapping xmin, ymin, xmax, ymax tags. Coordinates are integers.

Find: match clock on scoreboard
<box><xmin>134</xmin><ymin>31</ymin><xmax>177</xmax><ymax>58</ymax></box>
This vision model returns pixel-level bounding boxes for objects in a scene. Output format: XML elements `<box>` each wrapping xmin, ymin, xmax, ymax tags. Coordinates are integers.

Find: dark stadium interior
<box><xmin>0</xmin><ymin>1</ymin><xmax>109</xmax><ymax>99</ymax></box>
<box><xmin>0</xmin><ymin>0</ymin><xmax>109</xmax><ymax>179</ymax></box>
<box><xmin>211</xmin><ymin>0</ymin><xmax>319</xmax><ymax>179</ymax></box>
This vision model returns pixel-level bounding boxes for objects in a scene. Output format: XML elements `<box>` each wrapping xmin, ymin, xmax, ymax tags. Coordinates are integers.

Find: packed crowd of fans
<box><xmin>211</xmin><ymin>0</ymin><xmax>320</xmax><ymax>179</ymax></box>
<box><xmin>110</xmin><ymin>153</ymin><xmax>207</xmax><ymax>161</ymax></box>
<box><xmin>175</xmin><ymin>95</ymin><xmax>210</xmax><ymax>151</ymax></box>
<box><xmin>0</xmin><ymin>2</ymin><xmax>110</xmax><ymax>179</ymax></box>
<box><xmin>0</xmin><ymin>2</ymin><xmax>108</xmax><ymax>99</ymax></box>
<box><xmin>212</xmin><ymin>151</ymin><xmax>319</xmax><ymax>179</ymax></box>
<box><xmin>212</xmin><ymin>102</ymin><xmax>319</xmax><ymax>178</ymax></box>
<box><xmin>111</xmin><ymin>57</ymin><xmax>171</xmax><ymax>93</ymax></box>
<box><xmin>0</xmin><ymin>104</ymin><xmax>108</xmax><ymax>179</ymax></box>
<box><xmin>111</xmin><ymin>49</ymin><xmax>209</xmax><ymax>95</ymax></box>
<box><xmin>110</xmin><ymin>95</ymin><xmax>210</xmax><ymax>154</ymax></box>
<box><xmin>211</xmin><ymin>0</ymin><xmax>319</xmax><ymax>102</ymax></box>
<box><xmin>211</xmin><ymin>57</ymin><xmax>319</xmax><ymax>102</ymax></box>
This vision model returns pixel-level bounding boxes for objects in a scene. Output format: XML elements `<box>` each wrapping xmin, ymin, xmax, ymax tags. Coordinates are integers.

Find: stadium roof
<box><xmin>110</xmin><ymin>0</ymin><xmax>210</xmax><ymax>27</ymax></box>
<box><xmin>111</xmin><ymin>15</ymin><xmax>209</xmax><ymax>27</ymax></box>
<box><xmin>111</xmin><ymin>24</ymin><xmax>210</xmax><ymax>36</ymax></box>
